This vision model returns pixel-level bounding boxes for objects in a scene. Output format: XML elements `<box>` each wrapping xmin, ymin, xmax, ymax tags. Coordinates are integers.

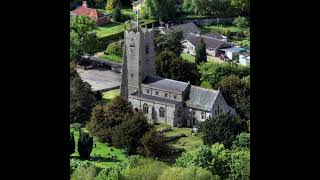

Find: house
<box><xmin>182</xmin><ymin>33</ymin><xmax>233</xmax><ymax>57</ymax></box>
<box><xmin>120</xmin><ymin>24</ymin><xmax>235</xmax><ymax>127</ymax></box>
<box><xmin>132</xmin><ymin>0</ymin><xmax>144</xmax><ymax>14</ymax></box>
<box><xmin>71</xmin><ymin>1</ymin><xmax>111</xmax><ymax>26</ymax></box>
<box><xmin>220</xmin><ymin>46</ymin><xmax>247</xmax><ymax>60</ymax></box>
<box><xmin>239</xmin><ymin>52</ymin><xmax>250</xmax><ymax>66</ymax></box>
<box><xmin>157</xmin><ymin>23</ymin><xmax>231</xmax><ymax>57</ymax></box>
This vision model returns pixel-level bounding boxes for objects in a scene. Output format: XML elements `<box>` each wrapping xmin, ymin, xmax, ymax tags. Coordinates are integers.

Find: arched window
<box><xmin>143</xmin><ymin>103</ymin><xmax>148</xmax><ymax>114</ymax></box>
<box><xmin>146</xmin><ymin>45</ymin><xmax>149</xmax><ymax>54</ymax></box>
<box><xmin>201</xmin><ymin>112</ymin><xmax>205</xmax><ymax>119</ymax></box>
<box><xmin>159</xmin><ymin>107</ymin><xmax>165</xmax><ymax>118</ymax></box>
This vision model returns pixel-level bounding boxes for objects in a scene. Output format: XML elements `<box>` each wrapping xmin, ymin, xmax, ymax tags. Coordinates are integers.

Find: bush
<box><xmin>78</xmin><ymin>129</ymin><xmax>93</xmax><ymax>158</ymax></box>
<box><xmin>70</xmin><ymin>159</ymin><xmax>93</xmax><ymax>178</ymax></box>
<box><xmin>200</xmin><ymin>81</ymin><xmax>213</xmax><ymax>89</ymax></box>
<box><xmin>228</xmin><ymin>148</ymin><xmax>250</xmax><ymax>180</ymax></box>
<box><xmin>159</xmin><ymin>166</ymin><xmax>218</xmax><ymax>180</ymax></box>
<box><xmin>71</xmin><ymin>164</ymin><xmax>96</xmax><ymax>180</ymax></box>
<box><xmin>236</xmin><ymin>31</ymin><xmax>245</xmax><ymax>38</ymax></box>
<box><xmin>232</xmin><ymin>132</ymin><xmax>250</xmax><ymax>149</ymax></box>
<box><xmin>233</xmin><ymin>16</ymin><xmax>249</xmax><ymax>28</ymax></box>
<box><xmin>106</xmin><ymin>42</ymin><xmax>123</xmax><ymax>57</ymax></box>
<box><xmin>95</xmin><ymin>166</ymin><xmax>122</xmax><ymax>180</ymax></box>
<box><xmin>70</xmin><ymin>132</ymin><xmax>75</xmax><ymax>155</ymax></box>
<box><xmin>175</xmin><ymin>145</ymin><xmax>213</xmax><ymax>169</ymax></box>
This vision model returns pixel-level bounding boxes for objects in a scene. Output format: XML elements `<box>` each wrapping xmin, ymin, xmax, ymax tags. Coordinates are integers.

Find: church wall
<box><xmin>141</xmin><ymin>86</ymin><xmax>183</xmax><ymax>101</ymax></box>
<box><xmin>211</xmin><ymin>92</ymin><xmax>234</xmax><ymax>118</ymax></box>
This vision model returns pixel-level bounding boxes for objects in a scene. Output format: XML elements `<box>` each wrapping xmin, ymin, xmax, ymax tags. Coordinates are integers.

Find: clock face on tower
<box><xmin>129</xmin><ymin>39</ymin><xmax>135</xmax><ymax>53</ymax></box>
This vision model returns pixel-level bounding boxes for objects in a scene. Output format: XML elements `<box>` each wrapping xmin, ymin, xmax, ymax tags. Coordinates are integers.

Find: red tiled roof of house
<box><xmin>72</xmin><ymin>5</ymin><xmax>104</xmax><ymax>20</ymax></box>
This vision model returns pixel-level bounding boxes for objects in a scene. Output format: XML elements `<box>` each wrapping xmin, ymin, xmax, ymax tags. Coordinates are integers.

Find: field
<box><xmin>98</xmin><ymin>54</ymin><xmax>123</xmax><ymax>63</ymax></box>
<box><xmin>181</xmin><ymin>53</ymin><xmax>224</xmax><ymax>64</ymax></box>
<box><xmin>70</xmin><ymin>126</ymin><xmax>127</xmax><ymax>169</ymax></box>
<box><xmin>96</xmin><ymin>22</ymin><xmax>126</xmax><ymax>38</ymax></box>
<box><xmin>100</xmin><ymin>88</ymin><xmax>120</xmax><ymax>104</ymax></box>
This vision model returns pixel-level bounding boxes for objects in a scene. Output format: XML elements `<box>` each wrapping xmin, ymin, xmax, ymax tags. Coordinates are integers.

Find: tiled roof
<box><xmin>170</xmin><ymin>23</ymin><xmax>201</xmax><ymax>37</ymax></box>
<box><xmin>71</xmin><ymin>6</ymin><xmax>105</xmax><ymax>19</ymax></box>
<box><xmin>202</xmin><ymin>32</ymin><xmax>225</xmax><ymax>40</ymax></box>
<box><xmin>186</xmin><ymin>86</ymin><xmax>219</xmax><ymax>111</ymax></box>
<box><xmin>129</xmin><ymin>93</ymin><xmax>180</xmax><ymax>105</ymax></box>
<box><xmin>132</xmin><ymin>0</ymin><xmax>144</xmax><ymax>6</ymax></box>
<box><xmin>142</xmin><ymin>75</ymin><xmax>189</xmax><ymax>93</ymax></box>
<box><xmin>185</xmin><ymin>33</ymin><xmax>232</xmax><ymax>50</ymax></box>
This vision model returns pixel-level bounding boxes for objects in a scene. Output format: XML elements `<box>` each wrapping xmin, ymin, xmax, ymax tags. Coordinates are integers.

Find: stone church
<box><xmin>120</xmin><ymin>25</ymin><xmax>235</xmax><ymax>127</ymax></box>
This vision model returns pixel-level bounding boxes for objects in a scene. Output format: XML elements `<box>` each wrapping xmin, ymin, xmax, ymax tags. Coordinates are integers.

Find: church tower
<box><xmin>120</xmin><ymin>25</ymin><xmax>156</xmax><ymax>97</ymax></box>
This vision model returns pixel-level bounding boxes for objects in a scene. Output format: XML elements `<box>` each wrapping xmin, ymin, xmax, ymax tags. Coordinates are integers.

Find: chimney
<box><xmin>82</xmin><ymin>1</ymin><xmax>88</xmax><ymax>8</ymax></box>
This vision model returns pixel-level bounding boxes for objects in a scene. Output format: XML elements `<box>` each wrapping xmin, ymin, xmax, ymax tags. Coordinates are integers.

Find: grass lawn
<box><xmin>70</xmin><ymin>126</ymin><xmax>127</xmax><ymax>168</ymax></box>
<box><xmin>98</xmin><ymin>54</ymin><xmax>123</xmax><ymax>63</ymax></box>
<box><xmin>96</xmin><ymin>22</ymin><xmax>126</xmax><ymax>38</ymax></box>
<box><xmin>100</xmin><ymin>88</ymin><xmax>120</xmax><ymax>104</ymax></box>
<box><xmin>155</xmin><ymin>123</ymin><xmax>203</xmax><ymax>153</ymax></box>
<box><xmin>181</xmin><ymin>53</ymin><xmax>224</xmax><ymax>64</ymax></box>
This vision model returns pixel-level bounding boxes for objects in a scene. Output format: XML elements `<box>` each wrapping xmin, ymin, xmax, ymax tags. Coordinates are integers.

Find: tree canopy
<box><xmin>70</xmin><ymin>16</ymin><xmax>99</xmax><ymax>61</ymax></box>
<box><xmin>195</xmin><ymin>38</ymin><xmax>207</xmax><ymax>65</ymax></box>
<box><xmin>154</xmin><ymin>30</ymin><xmax>184</xmax><ymax>56</ymax></box>
<box><xmin>199</xmin><ymin>113</ymin><xmax>246</xmax><ymax>148</ymax></box>
<box><xmin>142</xmin><ymin>0</ymin><xmax>177</xmax><ymax>21</ymax></box>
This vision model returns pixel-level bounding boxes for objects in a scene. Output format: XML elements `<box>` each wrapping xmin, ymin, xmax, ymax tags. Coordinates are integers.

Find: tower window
<box><xmin>174</xmin><ymin>95</ymin><xmax>177</xmax><ymax>99</ymax></box>
<box><xmin>131</xmin><ymin>73</ymin><xmax>133</xmax><ymax>78</ymax></box>
<box><xmin>143</xmin><ymin>103</ymin><xmax>148</xmax><ymax>114</ymax></box>
<box><xmin>159</xmin><ymin>107</ymin><xmax>165</xmax><ymax>117</ymax></box>
<box><xmin>155</xmin><ymin>91</ymin><xmax>158</xmax><ymax>95</ymax></box>
<box><xmin>146</xmin><ymin>89</ymin><xmax>150</xmax><ymax>93</ymax></box>
<box><xmin>146</xmin><ymin>45</ymin><xmax>149</xmax><ymax>54</ymax></box>
<box><xmin>165</xmin><ymin>93</ymin><xmax>168</xmax><ymax>97</ymax></box>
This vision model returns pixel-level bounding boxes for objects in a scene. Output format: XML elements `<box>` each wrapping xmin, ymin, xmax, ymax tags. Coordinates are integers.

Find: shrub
<box><xmin>70</xmin><ymin>132</ymin><xmax>75</xmax><ymax>155</ymax></box>
<box><xmin>210</xmin><ymin>143</ymin><xmax>231</xmax><ymax>179</ymax></box>
<box><xmin>236</xmin><ymin>31</ymin><xmax>245</xmax><ymax>38</ymax></box>
<box><xmin>95</xmin><ymin>166</ymin><xmax>122</xmax><ymax>180</ymax></box>
<box><xmin>200</xmin><ymin>81</ymin><xmax>213</xmax><ymax>89</ymax></box>
<box><xmin>228</xmin><ymin>148</ymin><xmax>250</xmax><ymax>180</ymax></box>
<box><xmin>231</xmin><ymin>132</ymin><xmax>250</xmax><ymax>149</ymax></box>
<box><xmin>78</xmin><ymin>129</ymin><xmax>93</xmax><ymax>158</ymax></box>
<box><xmin>233</xmin><ymin>16</ymin><xmax>249</xmax><ymax>28</ymax></box>
<box><xmin>159</xmin><ymin>166</ymin><xmax>218</xmax><ymax>180</ymax></box>
<box><xmin>175</xmin><ymin>145</ymin><xmax>213</xmax><ymax>170</ymax></box>
<box><xmin>70</xmin><ymin>159</ymin><xmax>93</xmax><ymax>178</ymax></box>
<box><xmin>71</xmin><ymin>164</ymin><xmax>96</xmax><ymax>180</ymax></box>
<box><xmin>106</xmin><ymin>42</ymin><xmax>123</xmax><ymax>57</ymax></box>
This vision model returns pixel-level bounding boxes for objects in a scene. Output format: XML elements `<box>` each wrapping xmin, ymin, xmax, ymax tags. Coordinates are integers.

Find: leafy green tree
<box><xmin>106</xmin><ymin>0</ymin><xmax>120</xmax><ymax>11</ymax></box>
<box><xmin>143</xmin><ymin>0</ymin><xmax>177</xmax><ymax>21</ymax></box>
<box><xmin>231</xmin><ymin>0</ymin><xmax>250</xmax><ymax>15</ymax></box>
<box><xmin>175</xmin><ymin>145</ymin><xmax>213</xmax><ymax>169</ymax></box>
<box><xmin>70</xmin><ymin>132</ymin><xmax>75</xmax><ymax>155</ymax></box>
<box><xmin>216</xmin><ymin>75</ymin><xmax>244</xmax><ymax>106</ymax></box>
<box><xmin>155</xmin><ymin>30</ymin><xmax>183</xmax><ymax>56</ymax></box>
<box><xmin>70</xmin><ymin>16</ymin><xmax>98</xmax><ymax>61</ymax></box>
<box><xmin>192</xmin><ymin>0</ymin><xmax>228</xmax><ymax>17</ymax></box>
<box><xmin>112</xmin><ymin>112</ymin><xmax>151</xmax><ymax>154</ymax></box>
<box><xmin>159</xmin><ymin>166</ymin><xmax>218</xmax><ymax>180</ymax></box>
<box><xmin>232</xmin><ymin>132</ymin><xmax>250</xmax><ymax>149</ymax></box>
<box><xmin>78</xmin><ymin>129</ymin><xmax>93</xmax><ymax>159</ymax></box>
<box><xmin>70</xmin><ymin>72</ymin><xmax>96</xmax><ymax>124</ymax></box>
<box><xmin>228</xmin><ymin>148</ymin><xmax>250</xmax><ymax>180</ymax></box>
<box><xmin>182</xmin><ymin>0</ymin><xmax>194</xmax><ymax>13</ymax></box>
<box><xmin>112</xmin><ymin>6</ymin><xmax>122</xmax><ymax>22</ymax></box>
<box><xmin>195</xmin><ymin>38</ymin><xmax>207</xmax><ymax>65</ymax></box>
<box><xmin>87</xmin><ymin>96</ymin><xmax>134</xmax><ymax>142</ymax></box>
<box><xmin>210</xmin><ymin>143</ymin><xmax>231</xmax><ymax>179</ymax></box>
<box><xmin>199</xmin><ymin>62</ymin><xmax>250</xmax><ymax>88</ymax></box>
<box><xmin>233</xmin><ymin>16</ymin><xmax>249</xmax><ymax>28</ymax></box>
<box><xmin>155</xmin><ymin>51</ymin><xmax>200</xmax><ymax>85</ymax></box>
<box><xmin>199</xmin><ymin>113</ymin><xmax>246</xmax><ymax>148</ymax></box>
